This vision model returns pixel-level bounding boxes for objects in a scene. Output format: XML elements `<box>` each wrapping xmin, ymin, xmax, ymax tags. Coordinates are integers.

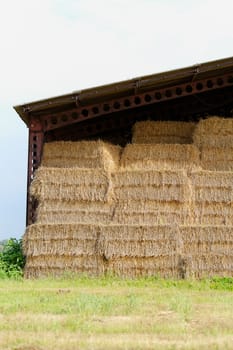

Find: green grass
<box><xmin>0</xmin><ymin>276</ymin><xmax>233</xmax><ymax>349</ymax></box>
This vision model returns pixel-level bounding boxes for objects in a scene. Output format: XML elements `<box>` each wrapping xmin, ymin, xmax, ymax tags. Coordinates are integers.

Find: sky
<box><xmin>0</xmin><ymin>0</ymin><xmax>233</xmax><ymax>239</ymax></box>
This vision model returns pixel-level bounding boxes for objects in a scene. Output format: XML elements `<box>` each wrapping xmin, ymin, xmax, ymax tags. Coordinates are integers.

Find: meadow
<box><xmin>0</xmin><ymin>276</ymin><xmax>233</xmax><ymax>350</ymax></box>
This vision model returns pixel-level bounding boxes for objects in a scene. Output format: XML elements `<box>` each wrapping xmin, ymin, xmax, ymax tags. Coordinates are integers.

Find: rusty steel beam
<box><xmin>26</xmin><ymin>118</ymin><xmax>44</xmax><ymax>226</ymax></box>
<box><xmin>41</xmin><ymin>73</ymin><xmax>233</xmax><ymax>132</ymax></box>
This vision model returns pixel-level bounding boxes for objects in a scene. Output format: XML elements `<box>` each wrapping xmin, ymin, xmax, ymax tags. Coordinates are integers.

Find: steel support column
<box><xmin>26</xmin><ymin>118</ymin><xmax>43</xmax><ymax>226</ymax></box>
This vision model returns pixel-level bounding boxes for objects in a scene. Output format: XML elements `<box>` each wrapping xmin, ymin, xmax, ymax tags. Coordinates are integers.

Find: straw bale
<box><xmin>114</xmin><ymin>184</ymin><xmax>191</xmax><ymax>202</ymax></box>
<box><xmin>107</xmin><ymin>257</ymin><xmax>180</xmax><ymax>278</ymax></box>
<box><xmin>36</xmin><ymin>200</ymin><xmax>114</xmax><ymax>224</ymax></box>
<box><xmin>37</xmin><ymin>200</ymin><xmax>111</xmax><ymax>212</ymax></box>
<box><xmin>42</xmin><ymin>141</ymin><xmax>121</xmax><ymax>170</ymax></box>
<box><xmin>113</xmin><ymin>200</ymin><xmax>189</xmax><ymax>212</ymax></box>
<box><xmin>190</xmin><ymin>170</ymin><xmax>233</xmax><ymax>188</ymax></box>
<box><xmin>132</xmin><ymin>121</ymin><xmax>196</xmax><ymax>144</ymax></box>
<box><xmin>192</xmin><ymin>202</ymin><xmax>233</xmax><ymax>225</ymax></box>
<box><xmin>112</xmin><ymin>169</ymin><xmax>188</xmax><ymax>186</ymax></box>
<box><xmin>23</xmin><ymin>223</ymin><xmax>100</xmax><ymax>254</ymax></box>
<box><xmin>32</xmin><ymin>167</ymin><xmax>110</xmax><ymax>186</ymax></box>
<box><xmin>112</xmin><ymin>200</ymin><xmax>191</xmax><ymax>224</ymax></box>
<box><xmin>36</xmin><ymin>209</ymin><xmax>113</xmax><ymax>225</ymax></box>
<box><xmin>30</xmin><ymin>168</ymin><xmax>112</xmax><ymax>202</ymax></box>
<box><xmin>194</xmin><ymin>187</ymin><xmax>232</xmax><ymax>203</ymax></box>
<box><xmin>193</xmin><ymin>117</ymin><xmax>233</xmax><ymax>147</ymax></box>
<box><xmin>24</xmin><ymin>255</ymin><xmax>105</xmax><ymax>278</ymax></box>
<box><xmin>190</xmin><ymin>171</ymin><xmax>233</xmax><ymax>203</ymax></box>
<box><xmin>200</xmin><ymin>146</ymin><xmax>233</xmax><ymax>171</ymax></box>
<box><xmin>179</xmin><ymin>225</ymin><xmax>233</xmax><ymax>277</ymax></box>
<box><xmin>98</xmin><ymin>225</ymin><xmax>182</xmax><ymax>260</ymax></box>
<box><xmin>180</xmin><ymin>226</ymin><xmax>233</xmax><ymax>249</ymax></box>
<box><xmin>120</xmin><ymin>144</ymin><xmax>200</xmax><ymax>170</ymax></box>
<box><xmin>113</xmin><ymin>210</ymin><xmax>191</xmax><ymax>225</ymax></box>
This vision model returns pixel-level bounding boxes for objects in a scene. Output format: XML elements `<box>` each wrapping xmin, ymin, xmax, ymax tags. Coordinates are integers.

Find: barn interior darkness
<box><xmin>44</xmin><ymin>85</ymin><xmax>233</xmax><ymax>146</ymax></box>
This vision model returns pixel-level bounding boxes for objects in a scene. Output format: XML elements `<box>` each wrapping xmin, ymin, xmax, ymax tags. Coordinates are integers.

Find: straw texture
<box><xmin>42</xmin><ymin>141</ymin><xmax>121</xmax><ymax>170</ymax></box>
<box><xmin>24</xmin><ymin>119</ymin><xmax>233</xmax><ymax>278</ymax></box>
<box><xmin>132</xmin><ymin>121</ymin><xmax>196</xmax><ymax>144</ymax></box>
<box><xmin>180</xmin><ymin>226</ymin><xmax>233</xmax><ymax>278</ymax></box>
<box><xmin>120</xmin><ymin>144</ymin><xmax>200</xmax><ymax>170</ymax></box>
<box><xmin>30</xmin><ymin>167</ymin><xmax>112</xmax><ymax>202</ymax></box>
<box><xmin>194</xmin><ymin>117</ymin><xmax>233</xmax><ymax>170</ymax></box>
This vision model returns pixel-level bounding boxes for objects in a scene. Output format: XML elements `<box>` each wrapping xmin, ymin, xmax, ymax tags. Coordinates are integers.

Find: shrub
<box><xmin>0</xmin><ymin>238</ymin><xmax>25</xmax><ymax>278</ymax></box>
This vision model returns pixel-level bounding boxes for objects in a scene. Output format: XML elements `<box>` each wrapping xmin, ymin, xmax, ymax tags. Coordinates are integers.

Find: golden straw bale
<box><xmin>32</xmin><ymin>167</ymin><xmax>109</xmax><ymax>186</ymax></box>
<box><xmin>36</xmin><ymin>208</ymin><xmax>113</xmax><ymax>225</ymax></box>
<box><xmin>42</xmin><ymin>140</ymin><xmax>121</xmax><ymax>170</ymax></box>
<box><xmin>190</xmin><ymin>170</ymin><xmax>233</xmax><ymax>188</ymax></box>
<box><xmin>112</xmin><ymin>169</ymin><xmax>189</xmax><ymax>186</ymax></box>
<box><xmin>200</xmin><ymin>146</ymin><xmax>233</xmax><ymax>171</ymax></box>
<box><xmin>114</xmin><ymin>184</ymin><xmax>191</xmax><ymax>202</ymax></box>
<box><xmin>193</xmin><ymin>117</ymin><xmax>233</xmax><ymax>147</ymax></box>
<box><xmin>132</xmin><ymin>121</ymin><xmax>196</xmax><ymax>144</ymax></box>
<box><xmin>192</xmin><ymin>202</ymin><xmax>233</xmax><ymax>225</ymax></box>
<box><xmin>190</xmin><ymin>171</ymin><xmax>233</xmax><ymax>203</ymax></box>
<box><xmin>98</xmin><ymin>224</ymin><xmax>182</xmax><ymax>260</ymax></box>
<box><xmin>23</xmin><ymin>223</ymin><xmax>100</xmax><ymax>254</ymax></box>
<box><xmin>113</xmin><ymin>210</ymin><xmax>191</xmax><ymax>225</ymax></box>
<box><xmin>112</xmin><ymin>170</ymin><xmax>191</xmax><ymax>203</ymax></box>
<box><xmin>30</xmin><ymin>167</ymin><xmax>112</xmax><ymax>202</ymax></box>
<box><xmin>108</xmin><ymin>257</ymin><xmax>180</xmax><ymax>278</ymax></box>
<box><xmin>24</xmin><ymin>255</ymin><xmax>105</xmax><ymax>278</ymax></box>
<box><xmin>112</xmin><ymin>199</ymin><xmax>191</xmax><ymax>225</ymax></box>
<box><xmin>179</xmin><ymin>225</ymin><xmax>233</xmax><ymax>277</ymax></box>
<box><xmin>113</xmin><ymin>200</ymin><xmax>189</xmax><ymax>212</ymax></box>
<box><xmin>120</xmin><ymin>144</ymin><xmax>200</xmax><ymax>170</ymax></box>
<box><xmin>36</xmin><ymin>200</ymin><xmax>113</xmax><ymax>224</ymax></box>
<box><xmin>37</xmin><ymin>200</ymin><xmax>111</xmax><ymax>212</ymax></box>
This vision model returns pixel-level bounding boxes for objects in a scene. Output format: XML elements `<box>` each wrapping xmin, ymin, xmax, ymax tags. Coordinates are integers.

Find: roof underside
<box><xmin>15</xmin><ymin>56</ymin><xmax>233</xmax><ymax>126</ymax></box>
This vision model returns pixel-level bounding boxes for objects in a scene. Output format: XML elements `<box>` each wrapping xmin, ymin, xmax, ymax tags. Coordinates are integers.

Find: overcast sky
<box><xmin>0</xmin><ymin>0</ymin><xmax>233</xmax><ymax>239</ymax></box>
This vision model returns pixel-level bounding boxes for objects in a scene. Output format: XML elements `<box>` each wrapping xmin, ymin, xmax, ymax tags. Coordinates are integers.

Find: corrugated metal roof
<box><xmin>14</xmin><ymin>56</ymin><xmax>233</xmax><ymax>126</ymax></box>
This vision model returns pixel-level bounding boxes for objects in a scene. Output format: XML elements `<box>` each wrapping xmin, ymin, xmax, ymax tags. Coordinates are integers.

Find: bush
<box><xmin>0</xmin><ymin>238</ymin><xmax>25</xmax><ymax>278</ymax></box>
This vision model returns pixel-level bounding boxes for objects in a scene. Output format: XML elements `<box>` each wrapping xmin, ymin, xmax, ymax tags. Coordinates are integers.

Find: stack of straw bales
<box><xmin>99</xmin><ymin>225</ymin><xmax>182</xmax><ymax>278</ymax></box>
<box><xmin>193</xmin><ymin>117</ymin><xmax>233</xmax><ymax>171</ymax></box>
<box><xmin>112</xmin><ymin>141</ymin><xmax>200</xmax><ymax>225</ymax></box>
<box><xmin>24</xmin><ymin>118</ymin><xmax>233</xmax><ymax>279</ymax></box>
<box><xmin>132</xmin><ymin>121</ymin><xmax>196</xmax><ymax>144</ymax></box>
<box><xmin>112</xmin><ymin>170</ymin><xmax>192</xmax><ymax>225</ymax></box>
<box><xmin>24</xmin><ymin>141</ymin><xmax>121</xmax><ymax>277</ymax></box>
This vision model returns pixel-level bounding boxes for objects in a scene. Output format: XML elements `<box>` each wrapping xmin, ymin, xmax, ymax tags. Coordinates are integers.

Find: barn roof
<box><xmin>14</xmin><ymin>56</ymin><xmax>233</xmax><ymax>127</ymax></box>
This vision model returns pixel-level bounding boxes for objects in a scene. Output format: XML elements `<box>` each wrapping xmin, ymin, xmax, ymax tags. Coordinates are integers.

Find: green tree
<box><xmin>0</xmin><ymin>238</ymin><xmax>25</xmax><ymax>278</ymax></box>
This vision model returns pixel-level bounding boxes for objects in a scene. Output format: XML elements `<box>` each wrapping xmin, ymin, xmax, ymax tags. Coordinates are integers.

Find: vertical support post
<box><xmin>26</xmin><ymin>118</ymin><xmax>44</xmax><ymax>226</ymax></box>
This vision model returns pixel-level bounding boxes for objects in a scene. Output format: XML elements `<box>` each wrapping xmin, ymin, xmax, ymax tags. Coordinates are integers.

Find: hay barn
<box><xmin>15</xmin><ymin>57</ymin><xmax>233</xmax><ymax>278</ymax></box>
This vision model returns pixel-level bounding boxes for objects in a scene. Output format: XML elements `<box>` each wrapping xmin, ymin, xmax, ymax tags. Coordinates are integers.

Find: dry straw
<box><xmin>98</xmin><ymin>224</ymin><xmax>181</xmax><ymax>260</ymax></box>
<box><xmin>108</xmin><ymin>257</ymin><xmax>180</xmax><ymax>278</ymax></box>
<box><xmin>179</xmin><ymin>225</ymin><xmax>233</xmax><ymax>278</ymax></box>
<box><xmin>24</xmin><ymin>255</ymin><xmax>105</xmax><ymax>278</ymax></box>
<box><xmin>190</xmin><ymin>171</ymin><xmax>233</xmax><ymax>203</ymax></box>
<box><xmin>193</xmin><ymin>117</ymin><xmax>233</xmax><ymax>147</ymax></box>
<box><xmin>120</xmin><ymin>144</ymin><xmax>200</xmax><ymax>170</ymax></box>
<box><xmin>24</xmin><ymin>119</ymin><xmax>233</xmax><ymax>279</ymax></box>
<box><xmin>30</xmin><ymin>167</ymin><xmax>112</xmax><ymax>202</ymax></box>
<box><xmin>132</xmin><ymin>121</ymin><xmax>196</xmax><ymax>144</ymax></box>
<box><xmin>42</xmin><ymin>140</ymin><xmax>121</xmax><ymax>170</ymax></box>
<box><xmin>36</xmin><ymin>207</ymin><xmax>114</xmax><ymax>225</ymax></box>
<box><xmin>200</xmin><ymin>146</ymin><xmax>233</xmax><ymax>171</ymax></box>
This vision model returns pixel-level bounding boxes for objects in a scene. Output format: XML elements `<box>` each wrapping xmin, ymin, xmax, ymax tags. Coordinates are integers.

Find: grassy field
<box><xmin>0</xmin><ymin>276</ymin><xmax>233</xmax><ymax>350</ymax></box>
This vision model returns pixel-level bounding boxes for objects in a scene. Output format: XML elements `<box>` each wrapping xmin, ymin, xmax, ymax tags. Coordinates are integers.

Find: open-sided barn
<box><xmin>15</xmin><ymin>57</ymin><xmax>233</xmax><ymax>278</ymax></box>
